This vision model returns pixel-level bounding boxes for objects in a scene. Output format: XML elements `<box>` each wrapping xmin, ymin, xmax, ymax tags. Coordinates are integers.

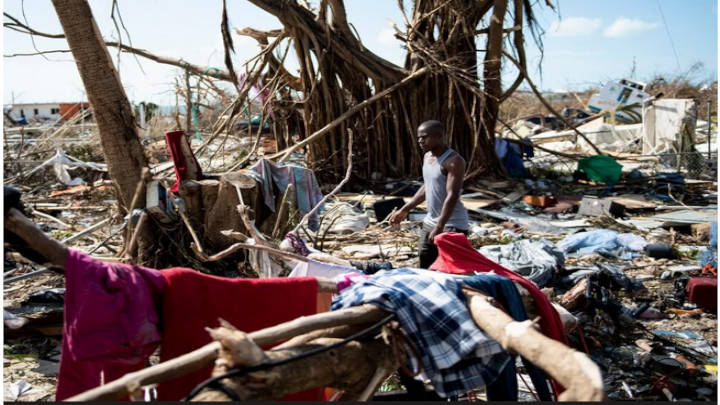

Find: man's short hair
<box><xmin>418</xmin><ymin>120</ymin><xmax>445</xmax><ymax>136</ymax></box>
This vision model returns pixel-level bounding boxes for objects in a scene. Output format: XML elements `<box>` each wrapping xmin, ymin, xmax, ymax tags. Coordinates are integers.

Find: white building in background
<box><xmin>5</xmin><ymin>102</ymin><xmax>91</xmax><ymax>123</ymax></box>
<box><xmin>6</xmin><ymin>103</ymin><xmax>62</xmax><ymax>122</ymax></box>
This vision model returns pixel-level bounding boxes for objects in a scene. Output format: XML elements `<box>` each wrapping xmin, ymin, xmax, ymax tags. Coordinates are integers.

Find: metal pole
<box><xmin>707</xmin><ymin>100</ymin><xmax>712</xmax><ymax>160</ymax></box>
<box><xmin>60</xmin><ymin>217</ymin><xmax>111</xmax><ymax>245</ymax></box>
<box><xmin>4</xmin><ymin>268</ymin><xmax>51</xmax><ymax>285</ymax></box>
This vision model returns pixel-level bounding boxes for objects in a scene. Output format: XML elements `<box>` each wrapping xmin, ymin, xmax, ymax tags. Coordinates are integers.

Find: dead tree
<box><xmin>49</xmin><ymin>0</ymin><xmax>148</xmax><ymax>208</ymax></box>
<box><xmin>48</xmin><ymin>0</ymin><xmax>170</xmax><ymax>265</ymax></box>
<box><xmin>232</xmin><ymin>0</ymin><xmax>548</xmax><ymax>182</ymax></box>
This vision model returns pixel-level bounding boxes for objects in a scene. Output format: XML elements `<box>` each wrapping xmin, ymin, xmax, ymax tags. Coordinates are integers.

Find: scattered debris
<box><xmin>2</xmin><ymin>2</ymin><xmax>716</xmax><ymax>399</ymax></box>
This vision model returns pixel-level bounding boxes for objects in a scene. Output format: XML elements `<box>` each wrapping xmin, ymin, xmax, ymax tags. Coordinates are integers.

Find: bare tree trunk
<box><xmin>50</xmin><ymin>0</ymin><xmax>148</xmax><ymax>209</ymax></box>
<box><xmin>474</xmin><ymin>0</ymin><xmax>508</xmax><ymax>175</ymax></box>
<box><xmin>241</xmin><ymin>0</ymin><xmax>518</xmax><ymax>183</ymax></box>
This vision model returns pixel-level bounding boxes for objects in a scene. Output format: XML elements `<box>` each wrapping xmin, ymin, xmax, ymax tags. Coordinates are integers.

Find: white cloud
<box><xmin>377</xmin><ymin>28</ymin><xmax>398</xmax><ymax>45</ymax></box>
<box><xmin>547</xmin><ymin>17</ymin><xmax>602</xmax><ymax>37</ymax></box>
<box><xmin>603</xmin><ymin>18</ymin><xmax>659</xmax><ymax>38</ymax></box>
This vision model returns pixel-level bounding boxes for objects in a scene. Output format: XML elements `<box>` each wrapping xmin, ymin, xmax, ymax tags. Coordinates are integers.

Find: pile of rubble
<box><xmin>3</xmin><ymin>80</ymin><xmax>717</xmax><ymax>402</ymax></box>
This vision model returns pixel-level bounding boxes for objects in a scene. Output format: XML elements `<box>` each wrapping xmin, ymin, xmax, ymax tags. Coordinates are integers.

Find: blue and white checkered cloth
<box><xmin>331</xmin><ymin>268</ymin><xmax>510</xmax><ymax>398</ymax></box>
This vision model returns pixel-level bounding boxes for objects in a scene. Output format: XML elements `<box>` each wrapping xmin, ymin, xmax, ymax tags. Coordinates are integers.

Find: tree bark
<box><xmin>474</xmin><ymin>0</ymin><xmax>508</xmax><ymax>174</ymax></box>
<box><xmin>49</xmin><ymin>0</ymin><xmax>148</xmax><ymax>209</ymax></box>
<box><xmin>193</xmin><ymin>337</ymin><xmax>397</xmax><ymax>401</ymax></box>
<box><xmin>241</xmin><ymin>0</ymin><xmax>513</xmax><ymax>183</ymax></box>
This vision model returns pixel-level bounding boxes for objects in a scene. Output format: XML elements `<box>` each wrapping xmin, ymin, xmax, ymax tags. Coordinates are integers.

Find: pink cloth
<box><xmin>55</xmin><ymin>250</ymin><xmax>166</xmax><ymax>400</ymax></box>
<box><xmin>335</xmin><ymin>272</ymin><xmax>370</xmax><ymax>291</ymax></box>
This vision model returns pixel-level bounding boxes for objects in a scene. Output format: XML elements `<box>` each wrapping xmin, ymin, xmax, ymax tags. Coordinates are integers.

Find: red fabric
<box><xmin>157</xmin><ymin>269</ymin><xmax>323</xmax><ymax>401</ymax></box>
<box><xmin>687</xmin><ymin>277</ymin><xmax>717</xmax><ymax>311</ymax></box>
<box><xmin>56</xmin><ymin>250</ymin><xmax>166</xmax><ymax>401</ymax></box>
<box><xmin>165</xmin><ymin>130</ymin><xmax>203</xmax><ymax>193</ymax></box>
<box><xmin>429</xmin><ymin>233</ymin><xmax>569</xmax><ymax>395</ymax></box>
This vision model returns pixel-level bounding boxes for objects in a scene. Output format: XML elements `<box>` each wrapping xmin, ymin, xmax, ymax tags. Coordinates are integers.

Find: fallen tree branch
<box><xmin>290</xmin><ymin>129</ymin><xmax>353</xmax><ymax>234</ymax></box>
<box><xmin>4</xmin><ymin>12</ymin><xmax>235</xmax><ymax>81</ymax></box>
<box><xmin>466</xmin><ymin>291</ymin><xmax>604</xmax><ymax>401</ymax></box>
<box><xmin>4</xmin><ymin>207</ymin><xmax>67</xmax><ymax>268</ymax></box>
<box><xmin>193</xmin><ymin>336</ymin><xmax>397</xmax><ymax>401</ymax></box>
<box><xmin>269</xmin><ymin>67</ymin><xmax>429</xmax><ymax>162</ymax></box>
<box><xmin>192</xmin><ymin>241</ymin><xmax>309</xmax><ymax>265</ymax></box>
<box><xmin>4</xmin><ymin>49</ymin><xmax>71</xmax><ymax>57</ymax></box>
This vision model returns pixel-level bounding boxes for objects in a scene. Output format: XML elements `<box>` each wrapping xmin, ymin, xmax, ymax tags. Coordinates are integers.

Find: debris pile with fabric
<box><xmin>2</xmin><ymin>1</ymin><xmax>716</xmax><ymax>400</ymax></box>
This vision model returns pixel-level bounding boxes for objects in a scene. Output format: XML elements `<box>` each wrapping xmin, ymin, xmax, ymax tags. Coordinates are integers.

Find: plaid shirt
<box><xmin>331</xmin><ymin>268</ymin><xmax>510</xmax><ymax>398</ymax></box>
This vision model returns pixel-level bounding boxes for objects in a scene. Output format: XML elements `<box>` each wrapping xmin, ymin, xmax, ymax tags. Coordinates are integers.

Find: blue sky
<box><xmin>2</xmin><ymin>0</ymin><xmax>717</xmax><ymax>105</ymax></box>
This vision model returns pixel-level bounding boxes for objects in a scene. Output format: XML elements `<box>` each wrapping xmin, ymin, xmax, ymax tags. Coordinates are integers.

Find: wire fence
<box><xmin>523</xmin><ymin>150</ymin><xmax>717</xmax><ymax>181</ymax></box>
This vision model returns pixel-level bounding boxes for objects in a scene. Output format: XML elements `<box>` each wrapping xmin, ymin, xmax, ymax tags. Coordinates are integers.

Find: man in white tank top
<box><xmin>389</xmin><ymin>120</ymin><xmax>469</xmax><ymax>268</ymax></box>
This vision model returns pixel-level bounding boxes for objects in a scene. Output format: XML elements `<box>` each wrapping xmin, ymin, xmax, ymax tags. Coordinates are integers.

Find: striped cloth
<box><xmin>331</xmin><ymin>268</ymin><xmax>510</xmax><ymax>398</ymax></box>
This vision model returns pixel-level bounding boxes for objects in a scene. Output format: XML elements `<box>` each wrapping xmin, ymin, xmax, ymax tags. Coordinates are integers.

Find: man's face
<box><xmin>417</xmin><ymin>129</ymin><xmax>440</xmax><ymax>152</ymax></box>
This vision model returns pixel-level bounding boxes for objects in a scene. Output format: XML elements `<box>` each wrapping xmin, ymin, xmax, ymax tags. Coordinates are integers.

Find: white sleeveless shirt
<box><xmin>422</xmin><ymin>148</ymin><xmax>469</xmax><ymax>229</ymax></box>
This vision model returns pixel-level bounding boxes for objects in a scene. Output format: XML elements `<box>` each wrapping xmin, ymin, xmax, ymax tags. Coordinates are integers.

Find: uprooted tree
<box><xmin>11</xmin><ymin>0</ymin><xmax>550</xmax><ymax>267</ymax></box>
<box><xmin>232</xmin><ymin>0</ymin><xmax>548</xmax><ymax>182</ymax></box>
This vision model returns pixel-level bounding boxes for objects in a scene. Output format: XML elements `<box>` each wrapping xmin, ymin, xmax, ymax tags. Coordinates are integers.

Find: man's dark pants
<box><xmin>418</xmin><ymin>222</ymin><xmax>468</xmax><ymax>268</ymax></box>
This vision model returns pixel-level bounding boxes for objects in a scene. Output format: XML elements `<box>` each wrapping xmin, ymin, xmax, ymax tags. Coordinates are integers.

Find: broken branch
<box><xmin>465</xmin><ymin>291</ymin><xmax>604</xmax><ymax>401</ymax></box>
<box><xmin>270</xmin><ymin>67</ymin><xmax>429</xmax><ymax>162</ymax></box>
<box><xmin>290</xmin><ymin>129</ymin><xmax>353</xmax><ymax>234</ymax></box>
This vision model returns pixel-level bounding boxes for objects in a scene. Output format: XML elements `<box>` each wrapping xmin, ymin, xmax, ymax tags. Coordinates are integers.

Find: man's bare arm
<box><xmin>389</xmin><ymin>184</ymin><xmax>425</xmax><ymax>225</ymax></box>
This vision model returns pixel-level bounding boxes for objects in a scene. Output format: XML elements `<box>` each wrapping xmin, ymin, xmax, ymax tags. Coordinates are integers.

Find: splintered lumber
<box><xmin>66</xmin><ymin>304</ymin><xmax>388</xmax><ymax>401</ymax></box>
<box><xmin>557</xmin><ymin>278</ymin><xmax>589</xmax><ymax>312</ymax></box>
<box><xmin>59</xmin><ymin>217</ymin><xmax>111</xmax><ymax>244</ymax></box>
<box><xmin>466</xmin><ymin>291</ymin><xmax>604</xmax><ymax>401</ymax></box>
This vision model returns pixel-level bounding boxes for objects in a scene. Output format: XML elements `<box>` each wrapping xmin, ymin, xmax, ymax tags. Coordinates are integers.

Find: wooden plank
<box><xmin>606</xmin><ymin>194</ymin><xmax>658</xmax><ymax>210</ymax></box>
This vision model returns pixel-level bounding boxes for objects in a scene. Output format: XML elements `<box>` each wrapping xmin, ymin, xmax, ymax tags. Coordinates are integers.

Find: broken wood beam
<box><xmin>29</xmin><ymin>208</ymin><xmax>72</xmax><ymax>228</ymax></box>
<box><xmin>557</xmin><ymin>278</ymin><xmax>589</xmax><ymax>312</ymax></box>
<box><xmin>60</xmin><ymin>217</ymin><xmax>111</xmax><ymax>245</ymax></box>
<box><xmin>31</xmin><ymin>205</ymin><xmax>108</xmax><ymax>211</ymax></box>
